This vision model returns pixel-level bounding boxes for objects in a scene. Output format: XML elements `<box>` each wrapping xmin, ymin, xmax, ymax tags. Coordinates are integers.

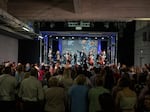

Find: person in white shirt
<box><xmin>18</xmin><ymin>67</ymin><xmax>44</xmax><ymax>112</ymax></box>
<box><xmin>0</xmin><ymin>66</ymin><xmax>17</xmax><ymax>112</ymax></box>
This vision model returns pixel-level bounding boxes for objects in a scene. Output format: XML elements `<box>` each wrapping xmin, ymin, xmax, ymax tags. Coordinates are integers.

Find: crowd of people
<box><xmin>0</xmin><ymin>60</ymin><xmax>150</xmax><ymax>112</ymax></box>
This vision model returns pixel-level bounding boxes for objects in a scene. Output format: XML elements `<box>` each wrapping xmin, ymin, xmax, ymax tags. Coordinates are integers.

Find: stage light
<box><xmin>22</xmin><ymin>27</ymin><xmax>30</xmax><ymax>32</ymax></box>
<box><xmin>75</xmin><ymin>26</ymin><xmax>82</xmax><ymax>30</ymax></box>
<box><xmin>56</xmin><ymin>37</ymin><xmax>58</xmax><ymax>39</ymax></box>
<box><xmin>102</xmin><ymin>37</ymin><xmax>104</xmax><ymax>40</ymax></box>
<box><xmin>62</xmin><ymin>37</ymin><xmax>65</xmax><ymax>39</ymax></box>
<box><xmin>85</xmin><ymin>37</ymin><xmax>88</xmax><ymax>39</ymax></box>
<box><xmin>38</xmin><ymin>35</ymin><xmax>44</xmax><ymax>39</ymax></box>
<box><xmin>95</xmin><ymin>37</ymin><xmax>97</xmax><ymax>39</ymax></box>
<box><xmin>72</xmin><ymin>37</ymin><xmax>74</xmax><ymax>39</ymax></box>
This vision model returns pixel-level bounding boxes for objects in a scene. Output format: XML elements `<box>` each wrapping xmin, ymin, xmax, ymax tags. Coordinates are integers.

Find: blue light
<box><xmin>97</xmin><ymin>39</ymin><xmax>101</xmax><ymax>54</ymax></box>
<box><xmin>44</xmin><ymin>35</ymin><xmax>48</xmax><ymax>38</ymax></box>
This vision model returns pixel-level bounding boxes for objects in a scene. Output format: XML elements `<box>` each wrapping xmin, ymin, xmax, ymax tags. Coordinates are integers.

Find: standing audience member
<box><xmin>38</xmin><ymin>65</ymin><xmax>46</xmax><ymax>82</ymax></box>
<box><xmin>0</xmin><ymin>66</ymin><xmax>17</xmax><ymax>112</ymax></box>
<box><xmin>104</xmin><ymin>66</ymin><xmax>115</xmax><ymax>91</ymax></box>
<box><xmin>115</xmin><ymin>77</ymin><xmax>137</xmax><ymax>112</ymax></box>
<box><xmin>61</xmin><ymin>68</ymin><xmax>73</xmax><ymax>112</ymax></box>
<box><xmin>68</xmin><ymin>74</ymin><xmax>89</xmax><ymax>112</ymax></box>
<box><xmin>44</xmin><ymin>77</ymin><xmax>66</xmax><ymax>112</ymax></box>
<box><xmin>18</xmin><ymin>67</ymin><xmax>44</xmax><ymax>112</ymax></box>
<box><xmin>15</xmin><ymin>64</ymin><xmax>25</xmax><ymax>88</ymax></box>
<box><xmin>61</xmin><ymin>68</ymin><xmax>73</xmax><ymax>92</ymax></box>
<box><xmin>88</xmin><ymin>75</ymin><xmax>109</xmax><ymax>112</ymax></box>
<box><xmin>99</xmin><ymin>92</ymin><xmax>115</xmax><ymax>112</ymax></box>
<box><xmin>138</xmin><ymin>79</ymin><xmax>150</xmax><ymax>112</ymax></box>
<box><xmin>25</xmin><ymin>63</ymin><xmax>31</xmax><ymax>72</ymax></box>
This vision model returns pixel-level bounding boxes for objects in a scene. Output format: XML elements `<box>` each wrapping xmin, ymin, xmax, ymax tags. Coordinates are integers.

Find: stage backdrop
<box><xmin>62</xmin><ymin>38</ymin><xmax>98</xmax><ymax>56</ymax></box>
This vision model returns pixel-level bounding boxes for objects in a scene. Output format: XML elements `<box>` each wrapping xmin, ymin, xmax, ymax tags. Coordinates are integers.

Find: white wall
<box><xmin>0</xmin><ymin>34</ymin><xmax>18</xmax><ymax>64</ymax></box>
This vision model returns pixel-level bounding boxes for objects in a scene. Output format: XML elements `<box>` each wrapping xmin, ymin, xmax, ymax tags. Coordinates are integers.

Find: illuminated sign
<box><xmin>68</xmin><ymin>21</ymin><xmax>90</xmax><ymax>27</ymax></box>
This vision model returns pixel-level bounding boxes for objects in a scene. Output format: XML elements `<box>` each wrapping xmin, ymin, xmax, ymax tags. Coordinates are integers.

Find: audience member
<box><xmin>115</xmin><ymin>77</ymin><xmax>137</xmax><ymax>112</ymax></box>
<box><xmin>0</xmin><ymin>66</ymin><xmax>17</xmax><ymax>112</ymax></box>
<box><xmin>68</xmin><ymin>74</ymin><xmax>89</xmax><ymax>112</ymax></box>
<box><xmin>44</xmin><ymin>77</ymin><xmax>66</xmax><ymax>112</ymax></box>
<box><xmin>18</xmin><ymin>67</ymin><xmax>44</xmax><ymax>112</ymax></box>
<box><xmin>88</xmin><ymin>75</ymin><xmax>109</xmax><ymax>112</ymax></box>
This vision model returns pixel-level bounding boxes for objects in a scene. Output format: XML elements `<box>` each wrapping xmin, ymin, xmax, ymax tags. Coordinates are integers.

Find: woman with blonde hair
<box><xmin>44</xmin><ymin>77</ymin><xmax>66</xmax><ymax>112</ymax></box>
<box><xmin>115</xmin><ymin>77</ymin><xmax>137</xmax><ymax>112</ymax></box>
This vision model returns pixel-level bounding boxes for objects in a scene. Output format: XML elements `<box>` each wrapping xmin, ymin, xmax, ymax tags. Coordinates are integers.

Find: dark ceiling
<box><xmin>6</xmin><ymin>0</ymin><xmax>150</xmax><ymax>21</ymax></box>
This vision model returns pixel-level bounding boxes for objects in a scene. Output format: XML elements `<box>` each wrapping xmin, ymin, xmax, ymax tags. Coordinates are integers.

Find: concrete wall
<box><xmin>134</xmin><ymin>21</ymin><xmax>150</xmax><ymax>66</ymax></box>
<box><xmin>0</xmin><ymin>34</ymin><xmax>18</xmax><ymax>64</ymax></box>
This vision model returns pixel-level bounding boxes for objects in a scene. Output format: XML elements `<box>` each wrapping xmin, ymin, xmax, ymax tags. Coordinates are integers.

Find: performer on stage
<box><xmin>64</xmin><ymin>51</ymin><xmax>71</xmax><ymax>63</ymax></box>
<box><xmin>77</xmin><ymin>49</ymin><xmax>87</xmax><ymax>65</ymax></box>
<box><xmin>48</xmin><ymin>48</ymin><xmax>53</xmax><ymax>64</ymax></box>
<box><xmin>99</xmin><ymin>49</ymin><xmax>106</xmax><ymax>65</ymax></box>
<box><xmin>73</xmin><ymin>52</ymin><xmax>77</xmax><ymax>64</ymax></box>
<box><xmin>56</xmin><ymin>50</ymin><xmax>61</xmax><ymax>62</ymax></box>
<box><xmin>88</xmin><ymin>51</ymin><xmax>94</xmax><ymax>66</ymax></box>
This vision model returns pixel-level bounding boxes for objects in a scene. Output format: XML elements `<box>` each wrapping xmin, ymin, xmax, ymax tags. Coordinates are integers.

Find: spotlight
<box><xmin>56</xmin><ymin>37</ymin><xmax>58</xmax><ymax>39</ymax></box>
<box><xmin>95</xmin><ymin>37</ymin><xmax>97</xmax><ymax>39</ymax></box>
<box><xmin>102</xmin><ymin>37</ymin><xmax>104</xmax><ymax>40</ymax></box>
<box><xmin>62</xmin><ymin>37</ymin><xmax>65</xmax><ymax>39</ymax></box>
<box><xmin>72</xmin><ymin>37</ymin><xmax>74</xmax><ymax>39</ymax></box>
<box><xmin>85</xmin><ymin>37</ymin><xmax>88</xmax><ymax>39</ymax></box>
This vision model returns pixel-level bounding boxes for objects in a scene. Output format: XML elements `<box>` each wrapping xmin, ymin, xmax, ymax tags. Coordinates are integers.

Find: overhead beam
<box><xmin>73</xmin><ymin>0</ymin><xmax>81</xmax><ymax>13</ymax></box>
<box><xmin>0</xmin><ymin>25</ymin><xmax>34</xmax><ymax>39</ymax></box>
<box><xmin>0</xmin><ymin>9</ymin><xmax>38</xmax><ymax>39</ymax></box>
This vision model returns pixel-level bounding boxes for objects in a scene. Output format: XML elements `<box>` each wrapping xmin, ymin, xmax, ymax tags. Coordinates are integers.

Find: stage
<box><xmin>39</xmin><ymin>31</ymin><xmax>118</xmax><ymax>65</ymax></box>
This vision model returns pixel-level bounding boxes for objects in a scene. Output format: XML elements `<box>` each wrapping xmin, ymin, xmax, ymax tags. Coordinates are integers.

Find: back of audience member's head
<box><xmin>94</xmin><ymin>67</ymin><xmax>100</xmax><ymax>74</ymax></box>
<box><xmin>99</xmin><ymin>92</ymin><xmax>115</xmax><ymax>112</ymax></box>
<box><xmin>40</xmin><ymin>65</ymin><xmax>45</xmax><ymax>70</ymax></box>
<box><xmin>30</xmin><ymin>67</ymin><xmax>38</xmax><ymax>77</ymax></box>
<box><xmin>48</xmin><ymin>77</ymin><xmax>58</xmax><ymax>87</ymax></box>
<box><xmin>0</xmin><ymin>65</ymin><xmax>5</xmax><ymax>75</ymax></box>
<box><xmin>57</xmin><ymin>68</ymin><xmax>64</xmax><ymax>75</ymax></box>
<box><xmin>25</xmin><ymin>63</ymin><xmax>31</xmax><ymax>72</ymax></box>
<box><xmin>95</xmin><ymin>75</ymin><xmax>104</xmax><ymax>86</ymax></box>
<box><xmin>119</xmin><ymin>77</ymin><xmax>130</xmax><ymax>88</ymax></box>
<box><xmin>16</xmin><ymin>64</ymin><xmax>24</xmax><ymax>72</ymax></box>
<box><xmin>24</xmin><ymin>72</ymin><xmax>30</xmax><ymax>79</ymax></box>
<box><xmin>75</xmin><ymin>74</ymin><xmax>86</xmax><ymax>85</ymax></box>
<box><xmin>63</xmin><ymin>68</ymin><xmax>71</xmax><ymax>78</ymax></box>
<box><xmin>3</xmin><ymin>66</ymin><xmax>12</xmax><ymax>74</ymax></box>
